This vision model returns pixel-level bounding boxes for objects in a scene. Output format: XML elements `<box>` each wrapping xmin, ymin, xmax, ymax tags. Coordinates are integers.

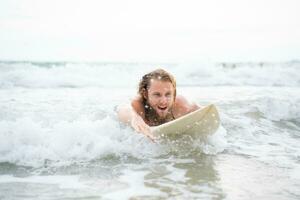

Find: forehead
<box><xmin>148</xmin><ymin>79</ymin><xmax>174</xmax><ymax>92</ymax></box>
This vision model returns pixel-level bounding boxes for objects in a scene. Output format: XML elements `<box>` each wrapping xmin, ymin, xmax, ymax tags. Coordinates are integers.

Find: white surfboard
<box><xmin>151</xmin><ymin>104</ymin><xmax>220</xmax><ymax>138</ymax></box>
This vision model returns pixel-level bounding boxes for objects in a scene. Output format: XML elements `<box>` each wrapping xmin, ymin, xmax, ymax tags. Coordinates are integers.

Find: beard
<box><xmin>144</xmin><ymin>103</ymin><xmax>173</xmax><ymax>126</ymax></box>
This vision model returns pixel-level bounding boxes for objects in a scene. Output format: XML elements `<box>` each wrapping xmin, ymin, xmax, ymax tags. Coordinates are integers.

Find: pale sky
<box><xmin>0</xmin><ymin>0</ymin><xmax>299</xmax><ymax>62</ymax></box>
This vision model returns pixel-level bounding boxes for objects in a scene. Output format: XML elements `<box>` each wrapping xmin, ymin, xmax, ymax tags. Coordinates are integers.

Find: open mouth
<box><xmin>157</xmin><ymin>106</ymin><xmax>167</xmax><ymax>111</ymax></box>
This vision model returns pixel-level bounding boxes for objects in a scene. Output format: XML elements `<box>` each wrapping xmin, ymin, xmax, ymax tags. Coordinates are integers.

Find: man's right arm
<box><xmin>116</xmin><ymin>104</ymin><xmax>156</xmax><ymax>142</ymax></box>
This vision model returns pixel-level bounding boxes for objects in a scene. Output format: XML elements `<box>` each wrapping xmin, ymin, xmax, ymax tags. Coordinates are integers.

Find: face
<box><xmin>145</xmin><ymin>79</ymin><xmax>175</xmax><ymax>119</ymax></box>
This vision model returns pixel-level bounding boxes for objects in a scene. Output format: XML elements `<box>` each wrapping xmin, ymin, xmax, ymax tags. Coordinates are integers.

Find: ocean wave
<box><xmin>175</xmin><ymin>62</ymin><xmax>300</xmax><ymax>87</ymax></box>
<box><xmin>235</xmin><ymin>96</ymin><xmax>300</xmax><ymax>122</ymax></box>
<box><xmin>0</xmin><ymin>116</ymin><xmax>225</xmax><ymax>167</ymax></box>
<box><xmin>0</xmin><ymin>61</ymin><xmax>299</xmax><ymax>88</ymax></box>
<box><xmin>256</xmin><ymin>98</ymin><xmax>300</xmax><ymax>122</ymax></box>
<box><xmin>0</xmin><ymin>117</ymin><xmax>153</xmax><ymax>167</ymax></box>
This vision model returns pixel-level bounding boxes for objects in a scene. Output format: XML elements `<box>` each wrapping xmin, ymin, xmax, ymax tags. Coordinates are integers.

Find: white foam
<box><xmin>0</xmin><ymin>175</ymin><xmax>86</xmax><ymax>189</ymax></box>
<box><xmin>0</xmin><ymin>61</ymin><xmax>299</xmax><ymax>88</ymax></box>
<box><xmin>256</xmin><ymin>97</ymin><xmax>300</xmax><ymax>121</ymax></box>
<box><xmin>0</xmin><ymin>113</ymin><xmax>227</xmax><ymax>167</ymax></box>
<box><xmin>0</xmin><ymin>116</ymin><xmax>159</xmax><ymax>167</ymax></box>
<box><xmin>198</xmin><ymin>126</ymin><xmax>228</xmax><ymax>155</ymax></box>
<box><xmin>103</xmin><ymin>169</ymin><xmax>165</xmax><ymax>199</ymax></box>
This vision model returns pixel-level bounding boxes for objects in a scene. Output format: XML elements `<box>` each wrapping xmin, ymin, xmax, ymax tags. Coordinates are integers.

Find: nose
<box><xmin>159</xmin><ymin>96</ymin><xmax>168</xmax><ymax>104</ymax></box>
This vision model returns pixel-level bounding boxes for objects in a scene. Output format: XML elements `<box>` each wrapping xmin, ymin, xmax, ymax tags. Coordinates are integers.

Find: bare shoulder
<box><xmin>173</xmin><ymin>95</ymin><xmax>200</xmax><ymax>118</ymax></box>
<box><xmin>131</xmin><ymin>96</ymin><xmax>145</xmax><ymax>117</ymax></box>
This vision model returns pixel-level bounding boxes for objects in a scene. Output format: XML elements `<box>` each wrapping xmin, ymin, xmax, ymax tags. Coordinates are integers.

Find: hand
<box><xmin>130</xmin><ymin>116</ymin><xmax>157</xmax><ymax>142</ymax></box>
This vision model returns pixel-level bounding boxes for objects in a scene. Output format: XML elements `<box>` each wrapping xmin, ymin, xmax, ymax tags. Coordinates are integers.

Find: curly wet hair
<box><xmin>138</xmin><ymin>69</ymin><xmax>176</xmax><ymax>105</ymax></box>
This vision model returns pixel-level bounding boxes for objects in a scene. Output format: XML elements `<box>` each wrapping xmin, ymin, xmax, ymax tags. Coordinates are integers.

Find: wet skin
<box><xmin>118</xmin><ymin>79</ymin><xmax>199</xmax><ymax>142</ymax></box>
<box><xmin>144</xmin><ymin>80</ymin><xmax>175</xmax><ymax>121</ymax></box>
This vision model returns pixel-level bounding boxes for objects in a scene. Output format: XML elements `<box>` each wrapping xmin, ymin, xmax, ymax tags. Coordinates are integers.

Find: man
<box><xmin>117</xmin><ymin>69</ymin><xmax>199</xmax><ymax>141</ymax></box>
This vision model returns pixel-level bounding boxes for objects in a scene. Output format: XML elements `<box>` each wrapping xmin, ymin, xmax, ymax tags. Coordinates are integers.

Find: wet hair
<box><xmin>138</xmin><ymin>69</ymin><xmax>176</xmax><ymax>105</ymax></box>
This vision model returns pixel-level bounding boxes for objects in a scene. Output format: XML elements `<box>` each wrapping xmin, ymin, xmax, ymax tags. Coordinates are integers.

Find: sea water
<box><xmin>0</xmin><ymin>61</ymin><xmax>299</xmax><ymax>199</ymax></box>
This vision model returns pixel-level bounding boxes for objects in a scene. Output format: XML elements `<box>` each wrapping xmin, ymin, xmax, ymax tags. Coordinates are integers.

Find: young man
<box><xmin>117</xmin><ymin>69</ymin><xmax>199</xmax><ymax>141</ymax></box>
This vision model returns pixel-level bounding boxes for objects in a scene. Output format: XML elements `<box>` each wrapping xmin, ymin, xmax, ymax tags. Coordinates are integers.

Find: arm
<box><xmin>117</xmin><ymin>104</ymin><xmax>156</xmax><ymax>142</ymax></box>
